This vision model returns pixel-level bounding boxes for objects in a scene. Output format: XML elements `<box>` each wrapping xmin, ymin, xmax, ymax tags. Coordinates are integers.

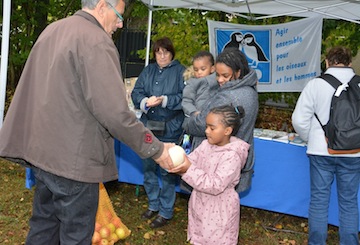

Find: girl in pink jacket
<box><xmin>171</xmin><ymin>105</ymin><xmax>250</xmax><ymax>244</ymax></box>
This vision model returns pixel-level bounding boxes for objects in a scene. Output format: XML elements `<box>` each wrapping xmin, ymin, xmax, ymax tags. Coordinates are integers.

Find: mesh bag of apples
<box><xmin>92</xmin><ymin>183</ymin><xmax>131</xmax><ymax>245</ymax></box>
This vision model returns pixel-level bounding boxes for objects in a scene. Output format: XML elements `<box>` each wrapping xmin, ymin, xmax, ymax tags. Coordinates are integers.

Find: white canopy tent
<box><xmin>0</xmin><ymin>0</ymin><xmax>11</xmax><ymax>128</ymax></box>
<box><xmin>140</xmin><ymin>0</ymin><xmax>360</xmax><ymax>65</ymax></box>
<box><xmin>2</xmin><ymin>0</ymin><xmax>360</xmax><ymax>126</ymax></box>
<box><xmin>141</xmin><ymin>0</ymin><xmax>360</xmax><ymax>22</ymax></box>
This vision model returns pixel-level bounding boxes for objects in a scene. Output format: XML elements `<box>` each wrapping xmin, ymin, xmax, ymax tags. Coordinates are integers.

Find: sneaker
<box><xmin>141</xmin><ymin>209</ymin><xmax>158</xmax><ymax>220</ymax></box>
<box><xmin>150</xmin><ymin>215</ymin><xmax>169</xmax><ymax>228</ymax></box>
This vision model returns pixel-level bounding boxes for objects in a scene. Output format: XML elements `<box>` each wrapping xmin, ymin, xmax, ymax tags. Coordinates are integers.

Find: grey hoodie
<box><xmin>183</xmin><ymin>69</ymin><xmax>259</xmax><ymax>192</ymax></box>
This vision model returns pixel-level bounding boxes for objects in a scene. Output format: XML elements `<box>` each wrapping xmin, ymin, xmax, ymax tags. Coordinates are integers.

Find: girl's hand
<box><xmin>168</xmin><ymin>155</ymin><xmax>191</xmax><ymax>175</ymax></box>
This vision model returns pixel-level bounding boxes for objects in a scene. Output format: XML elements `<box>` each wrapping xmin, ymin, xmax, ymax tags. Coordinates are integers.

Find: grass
<box><xmin>0</xmin><ymin>158</ymin><xmax>343</xmax><ymax>244</ymax></box>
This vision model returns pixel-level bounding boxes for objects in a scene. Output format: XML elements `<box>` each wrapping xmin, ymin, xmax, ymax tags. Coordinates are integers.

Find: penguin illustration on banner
<box><xmin>219</xmin><ymin>29</ymin><xmax>271</xmax><ymax>83</ymax></box>
<box><xmin>242</xmin><ymin>33</ymin><xmax>268</xmax><ymax>67</ymax></box>
<box><xmin>224</xmin><ymin>32</ymin><xmax>244</xmax><ymax>50</ymax></box>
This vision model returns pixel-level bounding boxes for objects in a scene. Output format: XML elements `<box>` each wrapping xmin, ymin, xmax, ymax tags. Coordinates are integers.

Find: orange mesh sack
<box><xmin>92</xmin><ymin>183</ymin><xmax>131</xmax><ymax>245</ymax></box>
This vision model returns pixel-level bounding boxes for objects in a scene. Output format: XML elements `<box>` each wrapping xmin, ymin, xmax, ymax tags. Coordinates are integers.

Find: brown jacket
<box><xmin>0</xmin><ymin>11</ymin><xmax>163</xmax><ymax>183</ymax></box>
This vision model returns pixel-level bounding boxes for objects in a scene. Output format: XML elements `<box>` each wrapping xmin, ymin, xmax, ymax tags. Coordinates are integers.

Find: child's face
<box><xmin>205</xmin><ymin>112</ymin><xmax>232</xmax><ymax>146</ymax></box>
<box><xmin>215</xmin><ymin>62</ymin><xmax>241</xmax><ymax>86</ymax></box>
<box><xmin>193</xmin><ymin>57</ymin><xmax>215</xmax><ymax>79</ymax></box>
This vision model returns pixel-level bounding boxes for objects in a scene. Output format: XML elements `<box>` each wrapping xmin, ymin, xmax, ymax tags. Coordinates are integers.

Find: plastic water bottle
<box><xmin>182</xmin><ymin>134</ymin><xmax>192</xmax><ymax>155</ymax></box>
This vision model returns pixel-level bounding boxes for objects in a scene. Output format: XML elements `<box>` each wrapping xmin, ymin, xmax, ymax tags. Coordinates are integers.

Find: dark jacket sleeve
<box><xmin>131</xmin><ymin>66</ymin><xmax>150</xmax><ymax>110</ymax></box>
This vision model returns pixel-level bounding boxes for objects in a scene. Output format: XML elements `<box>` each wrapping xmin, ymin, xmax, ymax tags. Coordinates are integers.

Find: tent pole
<box><xmin>145</xmin><ymin>0</ymin><xmax>154</xmax><ymax>67</ymax></box>
<box><xmin>0</xmin><ymin>0</ymin><xmax>11</xmax><ymax>128</ymax></box>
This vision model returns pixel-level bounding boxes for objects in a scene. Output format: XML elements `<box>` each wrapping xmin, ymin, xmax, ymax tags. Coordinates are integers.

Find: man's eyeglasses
<box><xmin>106</xmin><ymin>2</ymin><xmax>124</xmax><ymax>23</ymax></box>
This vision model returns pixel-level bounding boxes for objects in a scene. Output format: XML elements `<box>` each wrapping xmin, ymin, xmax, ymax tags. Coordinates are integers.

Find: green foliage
<box><xmin>5</xmin><ymin>0</ymin><xmax>360</xmax><ymax>105</ymax></box>
<box><xmin>322</xmin><ymin>20</ymin><xmax>360</xmax><ymax>58</ymax></box>
<box><xmin>4</xmin><ymin>88</ymin><xmax>15</xmax><ymax>116</ymax></box>
<box><xmin>134</xmin><ymin>1</ymin><xmax>226</xmax><ymax>66</ymax></box>
<box><xmin>6</xmin><ymin>0</ymin><xmax>81</xmax><ymax>89</ymax></box>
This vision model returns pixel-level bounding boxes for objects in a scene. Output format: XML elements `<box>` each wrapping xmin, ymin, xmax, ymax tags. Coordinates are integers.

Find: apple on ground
<box><xmin>95</xmin><ymin>222</ymin><xmax>102</xmax><ymax>232</ymax></box>
<box><xmin>110</xmin><ymin>232</ymin><xmax>118</xmax><ymax>242</ymax></box>
<box><xmin>115</xmin><ymin>227</ymin><xmax>126</xmax><ymax>239</ymax></box>
<box><xmin>99</xmin><ymin>227</ymin><xmax>111</xmax><ymax>239</ymax></box>
<box><xmin>99</xmin><ymin>238</ymin><xmax>109</xmax><ymax>245</ymax></box>
<box><xmin>106</xmin><ymin>223</ymin><xmax>116</xmax><ymax>233</ymax></box>
<box><xmin>91</xmin><ymin>231</ymin><xmax>101</xmax><ymax>244</ymax></box>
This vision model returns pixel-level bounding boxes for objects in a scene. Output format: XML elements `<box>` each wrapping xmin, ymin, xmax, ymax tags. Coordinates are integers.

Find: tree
<box><xmin>6</xmin><ymin>0</ymin><xmax>81</xmax><ymax>90</ymax></box>
<box><xmin>130</xmin><ymin>1</ymin><xmax>226</xmax><ymax>66</ymax></box>
<box><xmin>3</xmin><ymin>0</ymin><xmax>360</xmax><ymax>110</ymax></box>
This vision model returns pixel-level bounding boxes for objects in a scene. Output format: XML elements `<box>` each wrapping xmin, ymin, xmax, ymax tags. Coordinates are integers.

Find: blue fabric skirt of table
<box><xmin>115</xmin><ymin>138</ymin><xmax>360</xmax><ymax>229</ymax></box>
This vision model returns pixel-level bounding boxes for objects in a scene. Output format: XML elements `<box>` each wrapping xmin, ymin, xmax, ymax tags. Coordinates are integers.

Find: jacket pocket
<box><xmin>90</xmin><ymin>123</ymin><xmax>111</xmax><ymax>165</ymax></box>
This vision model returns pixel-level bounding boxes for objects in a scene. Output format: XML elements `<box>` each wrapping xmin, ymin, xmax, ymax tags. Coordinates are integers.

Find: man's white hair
<box><xmin>81</xmin><ymin>0</ymin><xmax>121</xmax><ymax>9</ymax></box>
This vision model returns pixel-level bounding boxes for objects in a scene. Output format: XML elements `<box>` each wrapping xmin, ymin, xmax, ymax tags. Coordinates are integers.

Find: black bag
<box><xmin>315</xmin><ymin>74</ymin><xmax>360</xmax><ymax>154</ymax></box>
<box><xmin>146</xmin><ymin>120</ymin><xmax>165</xmax><ymax>137</ymax></box>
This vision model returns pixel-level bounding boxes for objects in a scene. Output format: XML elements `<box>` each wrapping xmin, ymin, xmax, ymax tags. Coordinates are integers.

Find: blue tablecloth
<box><xmin>24</xmin><ymin>138</ymin><xmax>359</xmax><ymax>229</ymax></box>
<box><xmin>115</xmin><ymin>138</ymin><xmax>360</xmax><ymax>229</ymax></box>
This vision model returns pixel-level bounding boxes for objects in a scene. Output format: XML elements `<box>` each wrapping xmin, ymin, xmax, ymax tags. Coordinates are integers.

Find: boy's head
<box><xmin>192</xmin><ymin>51</ymin><xmax>215</xmax><ymax>78</ymax></box>
<box><xmin>325</xmin><ymin>46</ymin><xmax>352</xmax><ymax>68</ymax></box>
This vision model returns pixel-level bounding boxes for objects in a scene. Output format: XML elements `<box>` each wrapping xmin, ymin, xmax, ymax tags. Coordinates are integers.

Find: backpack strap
<box><xmin>314</xmin><ymin>113</ymin><xmax>324</xmax><ymax>128</ymax></box>
<box><xmin>319</xmin><ymin>73</ymin><xmax>342</xmax><ymax>89</ymax></box>
<box><xmin>349</xmin><ymin>74</ymin><xmax>360</xmax><ymax>87</ymax></box>
<box><xmin>314</xmin><ymin>73</ymin><xmax>342</xmax><ymax>129</ymax></box>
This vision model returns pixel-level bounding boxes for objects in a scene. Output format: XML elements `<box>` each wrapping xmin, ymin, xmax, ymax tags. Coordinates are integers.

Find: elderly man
<box><xmin>0</xmin><ymin>0</ymin><xmax>175</xmax><ymax>244</ymax></box>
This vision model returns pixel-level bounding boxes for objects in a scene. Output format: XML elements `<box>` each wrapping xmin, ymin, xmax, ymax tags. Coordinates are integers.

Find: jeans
<box><xmin>143</xmin><ymin>158</ymin><xmax>178</xmax><ymax>219</ymax></box>
<box><xmin>308</xmin><ymin>155</ymin><xmax>360</xmax><ymax>245</ymax></box>
<box><xmin>26</xmin><ymin>167</ymin><xmax>99</xmax><ymax>245</ymax></box>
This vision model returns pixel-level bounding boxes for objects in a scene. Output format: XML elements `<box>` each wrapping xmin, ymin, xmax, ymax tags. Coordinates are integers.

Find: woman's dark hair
<box><xmin>326</xmin><ymin>46</ymin><xmax>352</xmax><ymax>66</ymax></box>
<box><xmin>216</xmin><ymin>47</ymin><xmax>250</xmax><ymax>79</ymax></box>
<box><xmin>152</xmin><ymin>37</ymin><xmax>175</xmax><ymax>60</ymax></box>
<box><xmin>209</xmin><ymin>105</ymin><xmax>245</xmax><ymax>136</ymax></box>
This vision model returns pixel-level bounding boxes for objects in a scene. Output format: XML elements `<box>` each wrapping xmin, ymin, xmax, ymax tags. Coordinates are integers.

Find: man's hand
<box><xmin>153</xmin><ymin>143</ymin><xmax>175</xmax><ymax>170</ymax></box>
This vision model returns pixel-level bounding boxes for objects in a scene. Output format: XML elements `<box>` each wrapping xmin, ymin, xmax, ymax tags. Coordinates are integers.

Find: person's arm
<box><xmin>131</xmin><ymin>67</ymin><xmax>151</xmax><ymax>113</ymax></box>
<box><xmin>182</xmin><ymin>74</ymin><xmax>219</xmax><ymax>136</ymax></box>
<box><xmin>182</xmin><ymin>78</ymin><xmax>200</xmax><ymax>116</ymax></box>
<box><xmin>161</xmin><ymin>64</ymin><xmax>185</xmax><ymax>111</ymax></box>
<box><xmin>206</xmin><ymin>73</ymin><xmax>219</xmax><ymax>90</ymax></box>
<box><xmin>292</xmin><ymin>80</ymin><xmax>317</xmax><ymax>142</ymax></box>
<box><xmin>80</xmin><ymin>42</ymin><xmax>174</xmax><ymax>169</ymax></box>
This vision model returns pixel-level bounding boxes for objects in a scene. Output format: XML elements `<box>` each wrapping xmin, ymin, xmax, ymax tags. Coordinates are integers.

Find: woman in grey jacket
<box><xmin>182</xmin><ymin>47</ymin><xmax>259</xmax><ymax>193</ymax></box>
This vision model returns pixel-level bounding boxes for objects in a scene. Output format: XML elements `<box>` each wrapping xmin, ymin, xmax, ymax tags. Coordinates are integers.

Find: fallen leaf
<box><xmin>174</xmin><ymin>207</ymin><xmax>182</xmax><ymax>212</ymax></box>
<box><xmin>143</xmin><ymin>232</ymin><xmax>151</xmax><ymax>239</ymax></box>
<box><xmin>156</xmin><ymin>230</ymin><xmax>165</xmax><ymax>235</ymax></box>
<box><xmin>275</xmin><ymin>224</ymin><xmax>283</xmax><ymax>229</ymax></box>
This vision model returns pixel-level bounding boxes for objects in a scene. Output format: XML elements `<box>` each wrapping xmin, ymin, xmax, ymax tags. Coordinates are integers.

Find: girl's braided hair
<box><xmin>209</xmin><ymin>105</ymin><xmax>245</xmax><ymax>136</ymax></box>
